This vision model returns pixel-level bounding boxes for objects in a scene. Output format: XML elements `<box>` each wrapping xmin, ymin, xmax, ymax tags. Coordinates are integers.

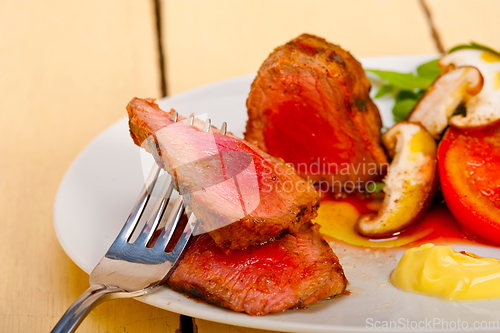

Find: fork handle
<box><xmin>51</xmin><ymin>283</ymin><xmax>140</xmax><ymax>333</ymax></box>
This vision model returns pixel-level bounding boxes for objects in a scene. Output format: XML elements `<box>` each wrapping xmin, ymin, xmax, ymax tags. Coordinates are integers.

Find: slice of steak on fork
<box><xmin>127</xmin><ymin>98</ymin><xmax>320</xmax><ymax>251</ymax></box>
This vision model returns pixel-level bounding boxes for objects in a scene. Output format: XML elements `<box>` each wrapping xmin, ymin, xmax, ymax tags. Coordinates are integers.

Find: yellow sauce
<box><xmin>480</xmin><ymin>50</ymin><xmax>500</xmax><ymax>63</ymax></box>
<box><xmin>313</xmin><ymin>200</ymin><xmax>432</xmax><ymax>248</ymax></box>
<box><xmin>391</xmin><ymin>243</ymin><xmax>500</xmax><ymax>300</ymax></box>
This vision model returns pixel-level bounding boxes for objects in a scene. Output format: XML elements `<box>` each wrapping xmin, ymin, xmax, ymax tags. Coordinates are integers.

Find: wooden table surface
<box><xmin>1</xmin><ymin>1</ymin><xmax>499</xmax><ymax>332</ymax></box>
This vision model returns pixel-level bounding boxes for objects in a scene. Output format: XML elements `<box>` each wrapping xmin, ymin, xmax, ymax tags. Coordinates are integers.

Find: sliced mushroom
<box><xmin>356</xmin><ymin>122</ymin><xmax>437</xmax><ymax>237</ymax></box>
<box><xmin>408</xmin><ymin>66</ymin><xmax>483</xmax><ymax>138</ymax></box>
<box><xmin>439</xmin><ymin>49</ymin><xmax>500</xmax><ymax>128</ymax></box>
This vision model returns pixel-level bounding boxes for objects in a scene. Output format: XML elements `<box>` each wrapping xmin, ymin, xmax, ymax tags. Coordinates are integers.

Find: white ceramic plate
<box><xmin>54</xmin><ymin>55</ymin><xmax>500</xmax><ymax>332</ymax></box>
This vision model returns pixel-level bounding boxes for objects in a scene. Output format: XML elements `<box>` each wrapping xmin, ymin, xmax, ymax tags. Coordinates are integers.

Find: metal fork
<box><xmin>52</xmin><ymin>113</ymin><xmax>225</xmax><ymax>333</ymax></box>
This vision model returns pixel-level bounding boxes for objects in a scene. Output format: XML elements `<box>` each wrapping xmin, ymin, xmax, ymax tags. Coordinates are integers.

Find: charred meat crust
<box><xmin>168</xmin><ymin>222</ymin><xmax>348</xmax><ymax>316</ymax></box>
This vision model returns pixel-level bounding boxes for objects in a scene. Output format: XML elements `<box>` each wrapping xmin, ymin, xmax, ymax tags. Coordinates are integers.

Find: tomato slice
<box><xmin>438</xmin><ymin>125</ymin><xmax>500</xmax><ymax>245</ymax></box>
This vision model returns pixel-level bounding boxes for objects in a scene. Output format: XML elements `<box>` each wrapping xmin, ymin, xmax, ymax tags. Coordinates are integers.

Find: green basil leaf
<box><xmin>366</xmin><ymin>70</ymin><xmax>435</xmax><ymax>90</ymax></box>
<box><xmin>393</xmin><ymin>98</ymin><xmax>418</xmax><ymax>122</ymax></box>
<box><xmin>374</xmin><ymin>84</ymin><xmax>397</xmax><ymax>98</ymax></box>
<box><xmin>448</xmin><ymin>42</ymin><xmax>500</xmax><ymax>57</ymax></box>
<box><xmin>396</xmin><ymin>90</ymin><xmax>420</xmax><ymax>101</ymax></box>
<box><xmin>366</xmin><ymin>182</ymin><xmax>385</xmax><ymax>194</ymax></box>
<box><xmin>416</xmin><ymin>90</ymin><xmax>425</xmax><ymax>99</ymax></box>
<box><xmin>416</xmin><ymin>59</ymin><xmax>441</xmax><ymax>79</ymax></box>
<box><xmin>374</xmin><ymin>182</ymin><xmax>385</xmax><ymax>194</ymax></box>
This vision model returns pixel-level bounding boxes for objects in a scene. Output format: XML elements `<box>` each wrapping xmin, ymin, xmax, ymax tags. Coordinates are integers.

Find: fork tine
<box><xmin>220</xmin><ymin>122</ymin><xmax>227</xmax><ymax>135</ymax></box>
<box><xmin>134</xmin><ymin>174</ymin><xmax>176</xmax><ymax>246</ymax></box>
<box><xmin>127</xmin><ymin>111</ymin><xmax>180</xmax><ymax>244</ymax></box>
<box><xmin>163</xmin><ymin>214</ymin><xmax>199</xmax><ymax>279</ymax></box>
<box><xmin>188</xmin><ymin>113</ymin><xmax>195</xmax><ymax>126</ymax></box>
<box><xmin>155</xmin><ymin>118</ymin><xmax>210</xmax><ymax>253</ymax></box>
<box><xmin>154</xmin><ymin>197</ymin><xmax>185</xmax><ymax>251</ymax></box>
<box><xmin>171</xmin><ymin>111</ymin><xmax>178</xmax><ymax>122</ymax></box>
<box><xmin>203</xmin><ymin>118</ymin><xmax>212</xmax><ymax>132</ymax></box>
<box><xmin>117</xmin><ymin>163</ymin><xmax>161</xmax><ymax>242</ymax></box>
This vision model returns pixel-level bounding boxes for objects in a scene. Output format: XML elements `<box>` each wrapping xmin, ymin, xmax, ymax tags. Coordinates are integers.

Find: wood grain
<box><xmin>0</xmin><ymin>0</ymin><xmax>179</xmax><ymax>332</ymax></box>
<box><xmin>163</xmin><ymin>0</ymin><xmax>437</xmax><ymax>95</ymax></box>
<box><xmin>425</xmin><ymin>0</ymin><xmax>500</xmax><ymax>51</ymax></box>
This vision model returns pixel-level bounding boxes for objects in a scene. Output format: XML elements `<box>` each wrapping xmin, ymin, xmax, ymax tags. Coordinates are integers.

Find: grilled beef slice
<box><xmin>127</xmin><ymin>98</ymin><xmax>320</xmax><ymax>251</ymax></box>
<box><xmin>245</xmin><ymin>34</ymin><xmax>388</xmax><ymax>186</ymax></box>
<box><xmin>168</xmin><ymin>222</ymin><xmax>347</xmax><ymax>315</ymax></box>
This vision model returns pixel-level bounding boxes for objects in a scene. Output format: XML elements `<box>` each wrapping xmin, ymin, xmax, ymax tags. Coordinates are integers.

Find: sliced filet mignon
<box><xmin>245</xmin><ymin>34</ymin><xmax>388</xmax><ymax>187</ymax></box>
<box><xmin>127</xmin><ymin>97</ymin><xmax>319</xmax><ymax>251</ymax></box>
<box><xmin>168</xmin><ymin>222</ymin><xmax>347</xmax><ymax>316</ymax></box>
